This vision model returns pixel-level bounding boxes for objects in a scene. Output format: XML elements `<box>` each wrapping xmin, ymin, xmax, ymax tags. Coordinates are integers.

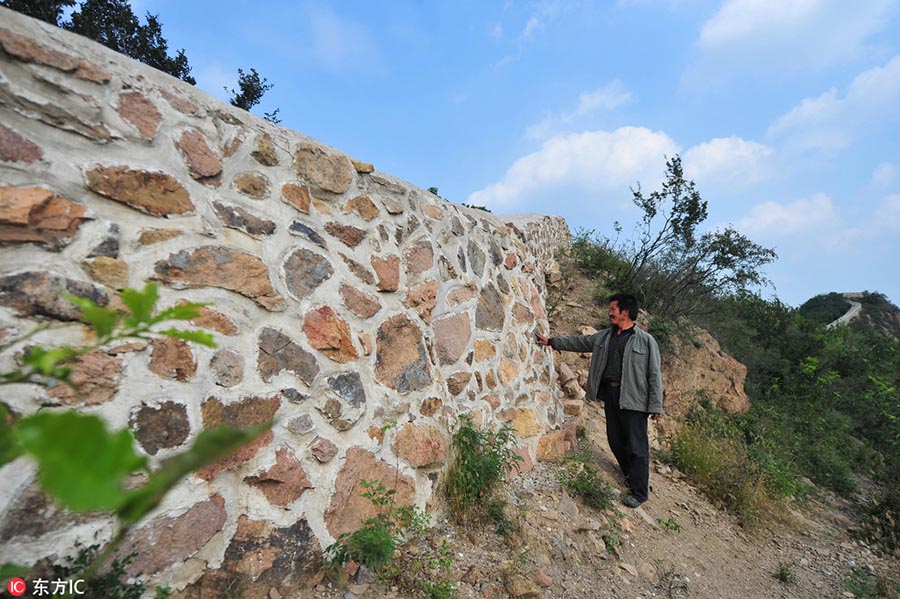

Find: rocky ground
<box><xmin>306</xmin><ymin>400</ymin><xmax>898</xmax><ymax>598</ymax></box>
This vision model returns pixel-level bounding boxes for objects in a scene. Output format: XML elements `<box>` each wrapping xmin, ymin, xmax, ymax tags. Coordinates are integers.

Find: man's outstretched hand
<box><xmin>533</xmin><ymin>331</ymin><xmax>550</xmax><ymax>346</ymax></box>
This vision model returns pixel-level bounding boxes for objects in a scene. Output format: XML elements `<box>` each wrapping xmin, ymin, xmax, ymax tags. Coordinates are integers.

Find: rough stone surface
<box><xmin>293</xmin><ymin>142</ymin><xmax>353</xmax><ymax>194</ymax></box>
<box><xmin>282</xmin><ymin>248</ymin><xmax>333</xmax><ymax>301</ymax></box>
<box><xmin>287</xmin><ymin>414</ymin><xmax>315</xmax><ymax>436</ymax></box>
<box><xmin>308</xmin><ymin>436</ymin><xmax>338</xmax><ymax>462</ymax></box>
<box><xmin>433</xmin><ymin>312</ymin><xmax>471</xmax><ymax>365</ymax></box>
<box><xmin>197</xmin><ymin>395</ymin><xmax>280</xmax><ymax>479</ymax></box>
<box><xmin>340</xmin><ymin>253</ymin><xmax>375</xmax><ymax>285</ymax></box>
<box><xmin>155</xmin><ymin>246</ymin><xmax>285</xmax><ymax>311</ymax></box>
<box><xmin>0</xmin><ymin>271</ymin><xmax>108</xmax><ymax>320</ymax></box>
<box><xmin>476</xmin><ymin>283</ymin><xmax>506</xmax><ymax>331</ymax></box>
<box><xmin>324</xmin><ymin>222</ymin><xmax>366</xmax><ymax>248</ymax></box>
<box><xmin>233</xmin><ymin>172</ymin><xmax>271</xmax><ymax>199</ymax></box>
<box><xmin>404</xmin><ymin>240</ymin><xmax>434</xmax><ymax>276</ymax></box>
<box><xmin>446</xmin><ymin>372</ymin><xmax>471</xmax><ymax>397</ymax></box>
<box><xmin>257</xmin><ymin>327</ymin><xmax>319</xmax><ymax>385</ymax></box>
<box><xmin>138</xmin><ymin>228</ymin><xmax>182</xmax><ymax>245</ymax></box>
<box><xmin>375</xmin><ymin>313</ymin><xmax>432</xmax><ymax>393</ymax></box>
<box><xmin>87</xmin><ymin>222</ymin><xmax>120</xmax><ymax>258</ymax></box>
<box><xmin>351</xmin><ymin>158</ymin><xmax>374</xmax><ymax>173</ymax></box>
<box><xmin>87</xmin><ymin>166</ymin><xmax>194</xmax><ymax>216</ymax></box>
<box><xmin>500</xmin><ymin>407</ymin><xmax>542</xmax><ymax>438</ymax></box>
<box><xmin>212</xmin><ymin>201</ymin><xmax>276</xmax><ymax>238</ymax></box>
<box><xmin>343</xmin><ymin>195</ymin><xmax>379</xmax><ymax>220</ymax></box>
<box><xmin>0</xmin><ymin>186</ymin><xmax>88</xmax><ymax>247</ymax></box>
<box><xmin>467</xmin><ymin>240</ymin><xmax>486</xmax><ymax>277</ymax></box>
<box><xmin>420</xmin><ymin>396</ymin><xmax>443</xmax><ymax>416</ymax></box>
<box><xmin>382</xmin><ymin>197</ymin><xmax>404</xmax><ymax>214</ymax></box>
<box><xmin>371</xmin><ymin>255</ymin><xmax>400</xmax><ymax>292</ymax></box>
<box><xmin>474</xmin><ymin>338</ymin><xmax>496</xmax><ymax>362</ymax></box>
<box><xmin>324</xmin><ymin>447</ymin><xmax>415</xmax><ymax>538</ymax></box>
<box><xmin>117</xmin><ymin>92</ymin><xmax>161</xmax><ymax>139</ymax></box>
<box><xmin>536</xmin><ymin>426</ymin><xmax>577</xmax><ymax>462</ymax></box>
<box><xmin>183</xmin><ymin>303</ymin><xmax>238</xmax><ymax>335</ymax></box>
<box><xmin>131</xmin><ymin>401</ymin><xmax>191</xmax><ymax>455</ymax></box>
<box><xmin>209</xmin><ymin>515</ymin><xmax>322</xmax><ymax>596</ymax></box>
<box><xmin>148</xmin><ymin>337</ymin><xmax>197</xmax><ymax>381</ymax></box>
<box><xmin>288</xmin><ymin>221</ymin><xmax>326</xmax><ymax>247</ymax></box>
<box><xmin>302</xmin><ymin>306</ymin><xmax>357</xmax><ymax>363</ymax></box>
<box><xmin>0</xmin><ymin>124</ymin><xmax>42</xmax><ymax>162</ymax></box>
<box><xmin>159</xmin><ymin>88</ymin><xmax>198</xmax><ymax>114</ymax></box>
<box><xmin>393</xmin><ymin>423</ymin><xmax>446</xmax><ymax>468</ymax></box>
<box><xmin>512</xmin><ymin>301</ymin><xmax>535</xmax><ymax>325</ymax></box>
<box><xmin>244</xmin><ymin>447</ymin><xmax>312</xmax><ymax>507</ymax></box>
<box><xmin>422</xmin><ymin>204</ymin><xmax>443</xmax><ymax>220</ymax></box>
<box><xmin>251</xmin><ymin>132</ymin><xmax>279</xmax><ymax>166</ymax></box>
<box><xmin>82</xmin><ymin>256</ymin><xmax>128</xmax><ymax>289</ymax></box>
<box><xmin>498</xmin><ymin>357</ymin><xmax>521</xmax><ymax>385</ymax></box>
<box><xmin>402</xmin><ymin>279</ymin><xmax>438</xmax><ymax>324</ymax></box>
<box><xmin>118</xmin><ymin>496</ymin><xmax>227</xmax><ymax>577</ymax></box>
<box><xmin>176</xmin><ymin>129</ymin><xmax>222</xmax><ymax>180</ymax></box>
<box><xmin>0</xmin><ymin>27</ymin><xmax>111</xmax><ymax>82</ymax></box>
<box><xmin>47</xmin><ymin>349</ymin><xmax>122</xmax><ymax>405</ymax></box>
<box><xmin>340</xmin><ymin>283</ymin><xmax>381</xmax><ymax>318</ymax></box>
<box><xmin>211</xmin><ymin>349</ymin><xmax>244</xmax><ymax>387</ymax></box>
<box><xmin>327</xmin><ymin>372</ymin><xmax>366</xmax><ymax>407</ymax></box>
<box><xmin>448</xmin><ymin>283</ymin><xmax>478</xmax><ymax>305</ymax></box>
<box><xmin>281</xmin><ymin>183</ymin><xmax>311</xmax><ymax>213</ymax></box>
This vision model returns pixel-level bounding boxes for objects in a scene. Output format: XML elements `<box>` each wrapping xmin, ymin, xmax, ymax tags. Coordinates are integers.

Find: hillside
<box><xmin>800</xmin><ymin>292</ymin><xmax>900</xmax><ymax>340</ymax></box>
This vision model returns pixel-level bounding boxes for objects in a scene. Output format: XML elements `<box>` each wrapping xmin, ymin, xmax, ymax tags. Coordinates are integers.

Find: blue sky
<box><xmin>141</xmin><ymin>0</ymin><xmax>899</xmax><ymax>307</ymax></box>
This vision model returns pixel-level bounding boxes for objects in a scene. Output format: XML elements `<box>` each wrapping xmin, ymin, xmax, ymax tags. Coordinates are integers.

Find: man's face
<box><xmin>608</xmin><ymin>300</ymin><xmax>628</xmax><ymax>328</ymax></box>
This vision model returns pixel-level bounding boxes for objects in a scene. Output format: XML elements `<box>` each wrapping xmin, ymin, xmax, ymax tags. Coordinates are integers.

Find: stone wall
<box><xmin>0</xmin><ymin>8</ymin><xmax>571</xmax><ymax>595</ymax></box>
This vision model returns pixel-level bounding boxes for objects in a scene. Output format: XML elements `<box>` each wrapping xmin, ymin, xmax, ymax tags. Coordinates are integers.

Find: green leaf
<box><xmin>18</xmin><ymin>411</ymin><xmax>147</xmax><ymax>512</ymax></box>
<box><xmin>0</xmin><ymin>563</ymin><xmax>30</xmax><ymax>580</ymax></box>
<box><xmin>117</xmin><ymin>423</ymin><xmax>269</xmax><ymax>523</ymax></box>
<box><xmin>119</xmin><ymin>282</ymin><xmax>160</xmax><ymax>325</ymax></box>
<box><xmin>159</xmin><ymin>328</ymin><xmax>217</xmax><ymax>348</ymax></box>
<box><xmin>152</xmin><ymin>302</ymin><xmax>207</xmax><ymax>323</ymax></box>
<box><xmin>21</xmin><ymin>346</ymin><xmax>77</xmax><ymax>377</ymax></box>
<box><xmin>65</xmin><ymin>295</ymin><xmax>120</xmax><ymax>340</ymax></box>
<box><xmin>0</xmin><ymin>404</ymin><xmax>23</xmax><ymax>467</ymax></box>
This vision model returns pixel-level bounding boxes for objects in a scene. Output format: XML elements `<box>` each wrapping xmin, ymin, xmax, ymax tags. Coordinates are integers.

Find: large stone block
<box><xmin>432</xmin><ymin>312</ymin><xmax>471</xmax><ymax>365</ymax></box>
<box><xmin>257</xmin><ymin>327</ymin><xmax>319</xmax><ymax>385</ymax></box>
<box><xmin>47</xmin><ymin>349</ymin><xmax>122</xmax><ymax>405</ymax></box>
<box><xmin>0</xmin><ymin>124</ymin><xmax>42</xmax><ymax>163</ymax></box>
<box><xmin>393</xmin><ymin>422</ymin><xmax>446</xmax><ymax>468</ymax></box>
<box><xmin>117</xmin><ymin>91</ymin><xmax>161</xmax><ymax>139</ymax></box>
<box><xmin>197</xmin><ymin>395</ymin><xmax>280</xmax><ymax>480</ymax></box>
<box><xmin>282</xmin><ymin>248</ymin><xmax>333</xmax><ymax>301</ymax></box>
<box><xmin>244</xmin><ymin>447</ymin><xmax>312</xmax><ymax>506</ymax></box>
<box><xmin>131</xmin><ymin>401</ymin><xmax>191</xmax><ymax>455</ymax></box>
<box><xmin>324</xmin><ymin>447</ymin><xmax>415</xmax><ymax>538</ymax></box>
<box><xmin>86</xmin><ymin>166</ymin><xmax>194</xmax><ymax>216</ymax></box>
<box><xmin>176</xmin><ymin>129</ymin><xmax>222</xmax><ymax>180</ymax></box>
<box><xmin>155</xmin><ymin>246</ymin><xmax>285</xmax><ymax>311</ymax></box>
<box><xmin>0</xmin><ymin>186</ymin><xmax>88</xmax><ymax>247</ymax></box>
<box><xmin>302</xmin><ymin>306</ymin><xmax>357</xmax><ymax>363</ymax></box>
<box><xmin>375</xmin><ymin>314</ymin><xmax>432</xmax><ymax>392</ymax></box>
<box><xmin>0</xmin><ymin>271</ymin><xmax>108</xmax><ymax>320</ymax></box>
<box><xmin>293</xmin><ymin>142</ymin><xmax>353</xmax><ymax>194</ymax></box>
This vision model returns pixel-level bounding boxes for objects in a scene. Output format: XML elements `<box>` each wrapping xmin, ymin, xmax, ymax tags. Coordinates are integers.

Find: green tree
<box><xmin>226</xmin><ymin>67</ymin><xmax>281</xmax><ymax>124</ymax></box>
<box><xmin>611</xmin><ymin>156</ymin><xmax>776</xmax><ymax>319</ymax></box>
<box><xmin>0</xmin><ymin>0</ymin><xmax>75</xmax><ymax>25</ymax></box>
<box><xmin>65</xmin><ymin>0</ymin><xmax>195</xmax><ymax>83</ymax></box>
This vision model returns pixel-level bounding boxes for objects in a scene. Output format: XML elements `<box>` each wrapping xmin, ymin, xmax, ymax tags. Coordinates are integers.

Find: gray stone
<box><xmin>212</xmin><ymin>202</ymin><xmax>276</xmax><ymax>238</ymax></box>
<box><xmin>288</xmin><ymin>221</ymin><xmax>327</xmax><ymax>247</ymax></box>
<box><xmin>258</xmin><ymin>327</ymin><xmax>320</xmax><ymax>385</ymax></box>
<box><xmin>87</xmin><ymin>222</ymin><xmax>120</xmax><ymax>258</ymax></box>
<box><xmin>476</xmin><ymin>283</ymin><xmax>505</xmax><ymax>331</ymax></box>
<box><xmin>375</xmin><ymin>314</ymin><xmax>432</xmax><ymax>392</ymax></box>
<box><xmin>327</xmin><ymin>372</ymin><xmax>366</xmax><ymax>407</ymax></box>
<box><xmin>0</xmin><ymin>271</ymin><xmax>108</xmax><ymax>321</ymax></box>
<box><xmin>308</xmin><ymin>436</ymin><xmax>338</xmax><ymax>462</ymax></box>
<box><xmin>467</xmin><ymin>239</ymin><xmax>486</xmax><ymax>277</ymax></box>
<box><xmin>211</xmin><ymin>349</ymin><xmax>244</xmax><ymax>387</ymax></box>
<box><xmin>288</xmin><ymin>414</ymin><xmax>316</xmax><ymax>435</ymax></box>
<box><xmin>283</xmin><ymin>248</ymin><xmax>333</xmax><ymax>301</ymax></box>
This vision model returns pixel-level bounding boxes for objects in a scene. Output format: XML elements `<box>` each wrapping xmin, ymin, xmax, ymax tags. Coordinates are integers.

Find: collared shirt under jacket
<box><xmin>549</xmin><ymin>326</ymin><xmax>664</xmax><ymax>414</ymax></box>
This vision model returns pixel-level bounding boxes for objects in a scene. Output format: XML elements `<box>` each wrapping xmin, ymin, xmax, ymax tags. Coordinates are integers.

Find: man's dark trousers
<box><xmin>600</xmin><ymin>382</ymin><xmax>650</xmax><ymax>502</ymax></box>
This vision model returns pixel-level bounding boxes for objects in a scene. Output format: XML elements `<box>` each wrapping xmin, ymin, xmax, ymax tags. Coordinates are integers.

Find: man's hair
<box><xmin>608</xmin><ymin>292</ymin><xmax>639</xmax><ymax>320</ymax></box>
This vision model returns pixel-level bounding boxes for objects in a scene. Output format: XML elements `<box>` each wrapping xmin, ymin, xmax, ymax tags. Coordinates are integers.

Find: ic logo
<box><xmin>7</xmin><ymin>577</ymin><xmax>27</xmax><ymax>597</ymax></box>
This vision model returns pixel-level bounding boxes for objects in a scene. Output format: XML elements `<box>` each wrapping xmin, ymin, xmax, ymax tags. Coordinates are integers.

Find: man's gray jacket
<box><xmin>550</xmin><ymin>327</ymin><xmax>664</xmax><ymax>414</ymax></box>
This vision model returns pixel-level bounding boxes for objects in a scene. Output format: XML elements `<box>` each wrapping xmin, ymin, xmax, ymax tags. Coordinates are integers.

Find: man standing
<box><xmin>535</xmin><ymin>293</ymin><xmax>663</xmax><ymax>508</ymax></box>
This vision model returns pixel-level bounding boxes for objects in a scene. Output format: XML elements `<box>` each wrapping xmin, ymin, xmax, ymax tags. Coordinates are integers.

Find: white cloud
<box><xmin>685</xmin><ymin>0</ymin><xmax>895</xmax><ymax>86</ymax></box>
<box><xmin>491</xmin><ymin>23</ymin><xmax>504</xmax><ymax>41</ymax></box>
<box><xmin>735</xmin><ymin>193</ymin><xmax>840</xmax><ymax>237</ymax></box>
<box><xmin>766</xmin><ymin>56</ymin><xmax>900</xmax><ymax>152</ymax></box>
<box><xmin>872</xmin><ymin>162</ymin><xmax>897</xmax><ymax>189</ymax></box>
<box><xmin>683</xmin><ymin>136</ymin><xmax>775</xmax><ymax>189</ymax></box>
<box><xmin>520</xmin><ymin>16</ymin><xmax>541</xmax><ymax>40</ymax></box>
<box><xmin>526</xmin><ymin>81</ymin><xmax>634</xmax><ymax>140</ymax></box>
<box><xmin>468</xmin><ymin>126</ymin><xmax>679</xmax><ymax>211</ymax></box>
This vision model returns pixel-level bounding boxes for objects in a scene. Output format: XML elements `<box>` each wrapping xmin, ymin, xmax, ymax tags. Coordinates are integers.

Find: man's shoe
<box><xmin>622</xmin><ymin>494</ymin><xmax>644</xmax><ymax>509</ymax></box>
